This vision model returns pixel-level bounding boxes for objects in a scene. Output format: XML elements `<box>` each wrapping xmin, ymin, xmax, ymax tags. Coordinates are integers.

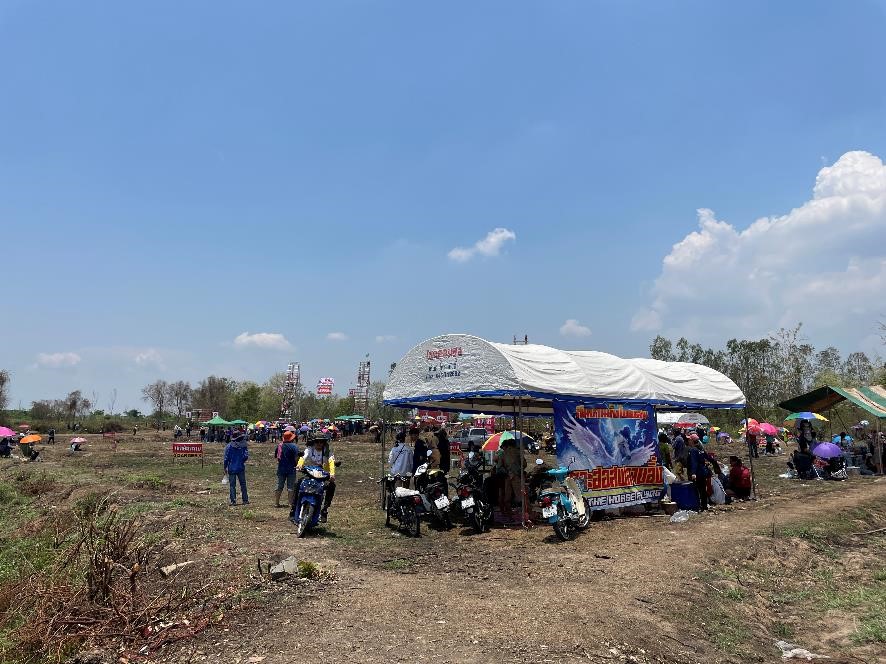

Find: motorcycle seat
<box><xmin>394</xmin><ymin>487</ymin><xmax>420</xmax><ymax>498</ymax></box>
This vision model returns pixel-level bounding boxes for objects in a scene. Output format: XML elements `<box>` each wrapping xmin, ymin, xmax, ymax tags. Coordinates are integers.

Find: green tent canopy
<box><xmin>228</xmin><ymin>419</ymin><xmax>248</xmax><ymax>425</ymax></box>
<box><xmin>779</xmin><ymin>385</ymin><xmax>886</xmax><ymax>420</ymax></box>
<box><xmin>202</xmin><ymin>416</ymin><xmax>230</xmax><ymax>426</ymax></box>
<box><xmin>335</xmin><ymin>415</ymin><xmax>365</xmax><ymax>421</ymax></box>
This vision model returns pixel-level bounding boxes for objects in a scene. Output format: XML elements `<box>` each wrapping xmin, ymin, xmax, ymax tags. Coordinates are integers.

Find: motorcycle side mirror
<box><xmin>535</xmin><ymin>458</ymin><xmax>544</xmax><ymax>465</ymax></box>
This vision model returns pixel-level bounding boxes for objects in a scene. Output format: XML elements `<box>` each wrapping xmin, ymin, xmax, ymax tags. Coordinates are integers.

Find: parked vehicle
<box><xmin>413</xmin><ymin>452</ymin><xmax>453</xmax><ymax>528</ymax></box>
<box><xmin>454</xmin><ymin>451</ymin><xmax>493</xmax><ymax>533</ymax></box>
<box><xmin>451</xmin><ymin>427</ymin><xmax>490</xmax><ymax>451</ymax></box>
<box><xmin>536</xmin><ymin>459</ymin><xmax>590</xmax><ymax>541</ymax></box>
<box><xmin>381</xmin><ymin>473</ymin><xmax>421</xmax><ymax>537</ymax></box>
<box><xmin>291</xmin><ymin>465</ymin><xmax>331</xmax><ymax>537</ymax></box>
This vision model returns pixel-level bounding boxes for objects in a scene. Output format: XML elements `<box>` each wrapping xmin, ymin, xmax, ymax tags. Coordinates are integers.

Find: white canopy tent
<box><xmin>656</xmin><ymin>412</ymin><xmax>711</xmax><ymax>427</ymax></box>
<box><xmin>383</xmin><ymin>334</ymin><xmax>746</xmax><ymax>414</ymax></box>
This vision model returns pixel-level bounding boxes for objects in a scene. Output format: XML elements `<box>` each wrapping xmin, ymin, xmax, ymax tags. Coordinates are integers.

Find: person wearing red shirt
<box><xmin>725</xmin><ymin>455</ymin><xmax>752</xmax><ymax>501</ymax></box>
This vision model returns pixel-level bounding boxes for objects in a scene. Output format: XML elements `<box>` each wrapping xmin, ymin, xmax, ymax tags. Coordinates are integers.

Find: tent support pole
<box><xmin>379</xmin><ymin>421</ymin><xmax>387</xmax><ymax>509</ymax></box>
<box><xmin>517</xmin><ymin>397</ymin><xmax>528</xmax><ymax>528</ymax></box>
<box><xmin>745</xmin><ymin>406</ymin><xmax>758</xmax><ymax>500</ymax></box>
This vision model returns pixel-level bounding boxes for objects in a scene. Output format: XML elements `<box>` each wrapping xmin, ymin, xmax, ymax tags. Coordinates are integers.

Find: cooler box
<box><xmin>670</xmin><ymin>482</ymin><xmax>700</xmax><ymax>511</ymax></box>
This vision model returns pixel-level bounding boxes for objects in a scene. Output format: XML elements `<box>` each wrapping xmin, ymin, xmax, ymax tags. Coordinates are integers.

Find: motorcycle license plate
<box><xmin>461</xmin><ymin>496</ymin><xmax>475</xmax><ymax>509</ymax></box>
<box><xmin>434</xmin><ymin>496</ymin><xmax>450</xmax><ymax>509</ymax></box>
<box><xmin>542</xmin><ymin>506</ymin><xmax>557</xmax><ymax>519</ymax></box>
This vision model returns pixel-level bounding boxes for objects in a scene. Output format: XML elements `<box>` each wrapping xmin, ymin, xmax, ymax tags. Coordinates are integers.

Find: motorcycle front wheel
<box><xmin>296</xmin><ymin>503</ymin><xmax>314</xmax><ymax>538</ymax></box>
<box><xmin>403</xmin><ymin>505</ymin><xmax>421</xmax><ymax>537</ymax></box>
<box><xmin>553</xmin><ymin>507</ymin><xmax>574</xmax><ymax>541</ymax></box>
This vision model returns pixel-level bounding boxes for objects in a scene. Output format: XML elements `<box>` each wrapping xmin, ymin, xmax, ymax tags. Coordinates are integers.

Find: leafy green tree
<box><xmin>649</xmin><ymin>336</ymin><xmax>675</xmax><ymax>361</ymax></box>
<box><xmin>843</xmin><ymin>351</ymin><xmax>873</xmax><ymax>387</ymax></box>
<box><xmin>229</xmin><ymin>382</ymin><xmax>262</xmax><ymax>421</ymax></box>
<box><xmin>192</xmin><ymin>376</ymin><xmax>236</xmax><ymax>416</ymax></box>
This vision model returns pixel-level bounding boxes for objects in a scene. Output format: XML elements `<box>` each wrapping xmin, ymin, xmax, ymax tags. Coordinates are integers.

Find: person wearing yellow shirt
<box><xmin>294</xmin><ymin>436</ymin><xmax>336</xmax><ymax>522</ymax></box>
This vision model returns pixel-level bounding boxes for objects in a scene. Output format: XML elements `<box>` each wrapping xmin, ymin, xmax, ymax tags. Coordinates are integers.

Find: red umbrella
<box><xmin>758</xmin><ymin>423</ymin><xmax>779</xmax><ymax>436</ymax></box>
<box><xmin>672</xmin><ymin>422</ymin><xmax>698</xmax><ymax>429</ymax></box>
<box><xmin>17</xmin><ymin>424</ymin><xmax>31</xmax><ymax>430</ymax></box>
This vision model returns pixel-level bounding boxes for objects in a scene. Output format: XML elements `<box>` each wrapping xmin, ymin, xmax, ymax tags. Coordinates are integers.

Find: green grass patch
<box><xmin>382</xmin><ymin>558</ymin><xmax>412</xmax><ymax>571</ymax></box>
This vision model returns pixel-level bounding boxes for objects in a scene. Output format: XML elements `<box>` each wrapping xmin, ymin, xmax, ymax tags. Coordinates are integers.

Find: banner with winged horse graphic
<box><xmin>553</xmin><ymin>402</ymin><xmax>664</xmax><ymax>509</ymax></box>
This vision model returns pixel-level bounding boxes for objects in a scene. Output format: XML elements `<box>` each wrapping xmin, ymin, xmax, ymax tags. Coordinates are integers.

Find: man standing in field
<box><xmin>275</xmin><ymin>430</ymin><xmax>300</xmax><ymax>508</ymax></box>
<box><xmin>224</xmin><ymin>430</ymin><xmax>250</xmax><ymax>506</ymax></box>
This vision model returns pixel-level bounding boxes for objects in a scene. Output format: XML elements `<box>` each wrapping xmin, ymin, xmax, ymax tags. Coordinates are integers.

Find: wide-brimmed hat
<box><xmin>282</xmin><ymin>431</ymin><xmax>296</xmax><ymax>442</ymax></box>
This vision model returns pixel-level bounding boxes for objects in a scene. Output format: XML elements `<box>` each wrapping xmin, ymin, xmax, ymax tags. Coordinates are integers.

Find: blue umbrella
<box><xmin>831</xmin><ymin>434</ymin><xmax>853</xmax><ymax>444</ymax></box>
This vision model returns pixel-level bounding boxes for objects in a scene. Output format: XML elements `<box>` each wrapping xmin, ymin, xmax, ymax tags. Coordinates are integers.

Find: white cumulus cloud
<box><xmin>632</xmin><ymin>150</ymin><xmax>886</xmax><ymax>347</ymax></box>
<box><xmin>560</xmin><ymin>319</ymin><xmax>592</xmax><ymax>337</ymax></box>
<box><xmin>233</xmin><ymin>332</ymin><xmax>292</xmax><ymax>351</ymax></box>
<box><xmin>134</xmin><ymin>349</ymin><xmax>164</xmax><ymax>368</ymax></box>
<box><xmin>36</xmin><ymin>352</ymin><xmax>81</xmax><ymax>368</ymax></box>
<box><xmin>326</xmin><ymin>332</ymin><xmax>348</xmax><ymax>342</ymax></box>
<box><xmin>375</xmin><ymin>335</ymin><xmax>396</xmax><ymax>343</ymax></box>
<box><xmin>448</xmin><ymin>227</ymin><xmax>516</xmax><ymax>262</ymax></box>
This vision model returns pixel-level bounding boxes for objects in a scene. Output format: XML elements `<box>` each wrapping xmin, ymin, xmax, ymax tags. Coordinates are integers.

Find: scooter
<box><xmin>455</xmin><ymin>451</ymin><xmax>493</xmax><ymax>533</ymax></box>
<box><xmin>413</xmin><ymin>450</ymin><xmax>453</xmax><ymax>529</ymax></box>
<box><xmin>381</xmin><ymin>473</ymin><xmax>422</xmax><ymax>537</ymax></box>
<box><xmin>291</xmin><ymin>465</ymin><xmax>331</xmax><ymax>538</ymax></box>
<box><xmin>536</xmin><ymin>459</ymin><xmax>590</xmax><ymax>541</ymax></box>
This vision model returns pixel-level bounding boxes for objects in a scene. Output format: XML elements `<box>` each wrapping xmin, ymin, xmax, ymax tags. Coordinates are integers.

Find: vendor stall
<box><xmin>383</xmin><ymin>334</ymin><xmax>746</xmax><ymax>522</ymax></box>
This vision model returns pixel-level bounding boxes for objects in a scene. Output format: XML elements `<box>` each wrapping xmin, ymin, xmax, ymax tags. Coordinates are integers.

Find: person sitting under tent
<box><xmin>787</xmin><ymin>442</ymin><xmax>815</xmax><ymax>479</ymax></box>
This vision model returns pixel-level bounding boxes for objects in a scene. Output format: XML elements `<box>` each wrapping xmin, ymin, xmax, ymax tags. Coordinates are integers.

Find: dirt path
<box><xmin>158</xmin><ymin>477</ymin><xmax>886</xmax><ymax>664</ymax></box>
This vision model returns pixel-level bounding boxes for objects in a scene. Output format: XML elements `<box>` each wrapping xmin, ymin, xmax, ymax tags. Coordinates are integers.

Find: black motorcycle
<box><xmin>381</xmin><ymin>473</ymin><xmax>421</xmax><ymax>537</ymax></box>
<box><xmin>454</xmin><ymin>451</ymin><xmax>493</xmax><ymax>533</ymax></box>
<box><xmin>414</xmin><ymin>458</ymin><xmax>453</xmax><ymax>529</ymax></box>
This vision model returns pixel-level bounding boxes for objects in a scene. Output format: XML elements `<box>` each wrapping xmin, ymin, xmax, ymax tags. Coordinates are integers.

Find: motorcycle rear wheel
<box><xmin>403</xmin><ymin>505</ymin><xmax>420</xmax><ymax>537</ymax></box>
<box><xmin>296</xmin><ymin>503</ymin><xmax>314</xmax><ymax>538</ymax></box>
<box><xmin>472</xmin><ymin>500</ymin><xmax>492</xmax><ymax>533</ymax></box>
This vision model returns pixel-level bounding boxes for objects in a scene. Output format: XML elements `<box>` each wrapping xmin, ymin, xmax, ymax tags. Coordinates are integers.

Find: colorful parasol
<box><xmin>758</xmin><ymin>423</ymin><xmax>779</xmax><ymax>436</ymax></box>
<box><xmin>481</xmin><ymin>430</ymin><xmax>535</xmax><ymax>452</ymax></box>
<box><xmin>70</xmin><ymin>437</ymin><xmax>87</xmax><ymax>444</ymax></box>
<box><xmin>784</xmin><ymin>412</ymin><xmax>828</xmax><ymax>424</ymax></box>
<box><xmin>0</xmin><ymin>426</ymin><xmax>15</xmax><ymax>437</ymax></box>
<box><xmin>21</xmin><ymin>434</ymin><xmax>42</xmax><ymax>445</ymax></box>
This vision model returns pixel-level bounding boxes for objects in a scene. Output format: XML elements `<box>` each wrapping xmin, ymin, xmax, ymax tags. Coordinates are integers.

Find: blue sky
<box><xmin>2</xmin><ymin>1</ymin><xmax>886</xmax><ymax>411</ymax></box>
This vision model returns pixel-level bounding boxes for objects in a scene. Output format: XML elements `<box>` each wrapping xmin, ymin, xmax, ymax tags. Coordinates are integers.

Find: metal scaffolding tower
<box><xmin>354</xmin><ymin>359</ymin><xmax>371</xmax><ymax>415</ymax></box>
<box><xmin>280</xmin><ymin>362</ymin><xmax>301</xmax><ymax>420</ymax></box>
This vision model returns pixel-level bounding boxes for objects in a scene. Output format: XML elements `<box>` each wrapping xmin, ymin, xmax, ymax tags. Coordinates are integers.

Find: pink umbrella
<box><xmin>759</xmin><ymin>423</ymin><xmax>779</xmax><ymax>436</ymax></box>
<box><xmin>70</xmin><ymin>437</ymin><xmax>87</xmax><ymax>444</ymax></box>
<box><xmin>0</xmin><ymin>426</ymin><xmax>15</xmax><ymax>437</ymax></box>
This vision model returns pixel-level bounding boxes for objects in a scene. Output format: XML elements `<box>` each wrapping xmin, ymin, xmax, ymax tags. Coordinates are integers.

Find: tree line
<box><xmin>140</xmin><ymin>374</ymin><xmax>398</xmax><ymax>425</ymax></box>
<box><xmin>649</xmin><ymin>323</ymin><xmax>885</xmax><ymax>410</ymax></box>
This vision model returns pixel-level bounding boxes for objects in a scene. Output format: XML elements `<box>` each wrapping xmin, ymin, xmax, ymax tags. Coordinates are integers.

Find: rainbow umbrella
<box><xmin>784</xmin><ymin>412</ymin><xmax>828</xmax><ymax>424</ymax></box>
<box><xmin>482</xmin><ymin>430</ymin><xmax>535</xmax><ymax>452</ymax></box>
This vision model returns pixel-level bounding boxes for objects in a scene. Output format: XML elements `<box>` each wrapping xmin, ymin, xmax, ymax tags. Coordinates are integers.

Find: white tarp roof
<box><xmin>656</xmin><ymin>412</ymin><xmax>711</xmax><ymax>426</ymax></box>
<box><xmin>383</xmin><ymin>334</ymin><xmax>746</xmax><ymax>415</ymax></box>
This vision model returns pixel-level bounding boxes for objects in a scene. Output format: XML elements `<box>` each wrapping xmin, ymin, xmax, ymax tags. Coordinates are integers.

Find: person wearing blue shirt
<box><xmin>274</xmin><ymin>430</ymin><xmax>300</xmax><ymax>508</ymax></box>
<box><xmin>224</xmin><ymin>430</ymin><xmax>250</xmax><ymax>506</ymax></box>
<box><xmin>686</xmin><ymin>434</ymin><xmax>710</xmax><ymax>512</ymax></box>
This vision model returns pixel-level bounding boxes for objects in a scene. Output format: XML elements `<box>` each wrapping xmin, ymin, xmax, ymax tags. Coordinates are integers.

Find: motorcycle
<box><xmin>413</xmin><ymin>451</ymin><xmax>453</xmax><ymax>529</ymax></box>
<box><xmin>536</xmin><ymin>459</ymin><xmax>590</xmax><ymax>541</ymax></box>
<box><xmin>381</xmin><ymin>473</ymin><xmax>422</xmax><ymax>537</ymax></box>
<box><xmin>291</xmin><ymin>465</ymin><xmax>331</xmax><ymax>538</ymax></box>
<box><xmin>454</xmin><ymin>451</ymin><xmax>493</xmax><ymax>533</ymax></box>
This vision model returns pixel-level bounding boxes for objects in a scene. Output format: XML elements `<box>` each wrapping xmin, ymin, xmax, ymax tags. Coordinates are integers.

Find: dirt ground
<box><xmin>3</xmin><ymin>433</ymin><xmax>885</xmax><ymax>664</ymax></box>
